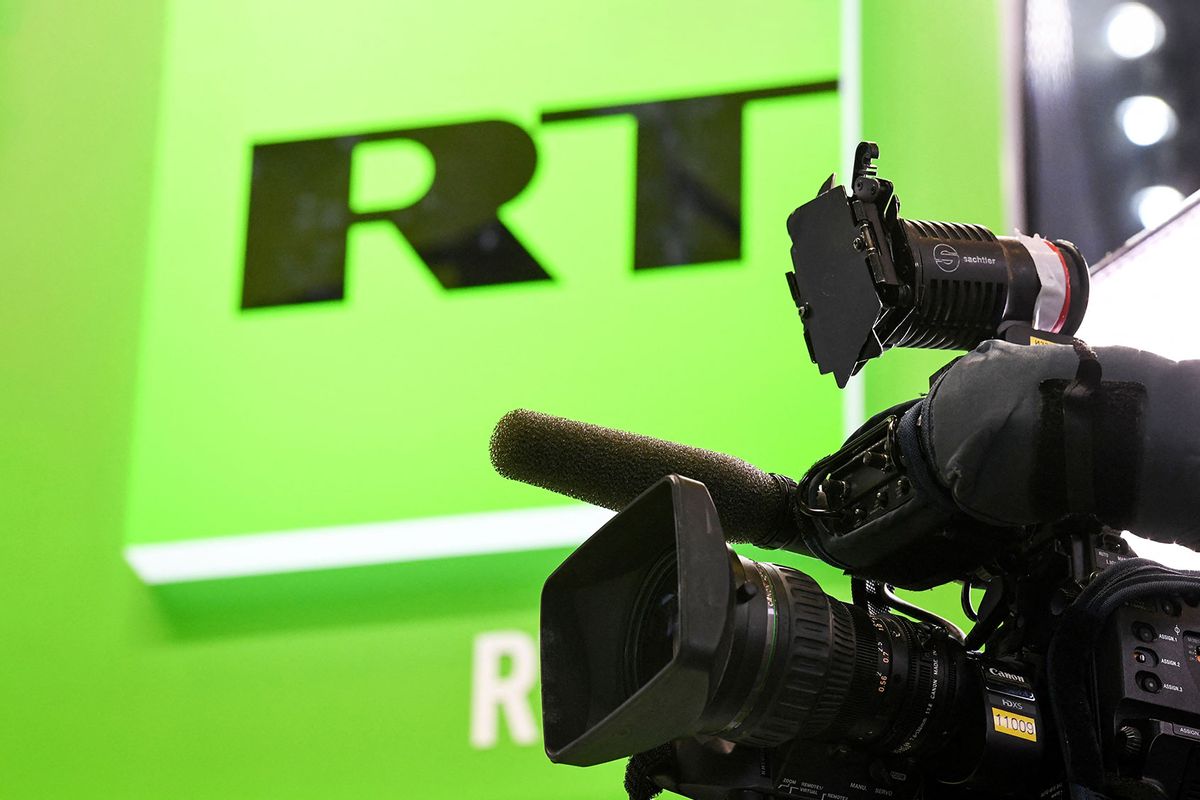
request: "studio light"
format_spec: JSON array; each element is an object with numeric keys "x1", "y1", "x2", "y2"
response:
[
  {"x1": 1104, "y1": 2, "x2": 1166, "y2": 59},
  {"x1": 1116, "y1": 94, "x2": 1177, "y2": 146},
  {"x1": 1131, "y1": 184, "x2": 1185, "y2": 228},
  {"x1": 1082, "y1": 188, "x2": 1200, "y2": 358}
]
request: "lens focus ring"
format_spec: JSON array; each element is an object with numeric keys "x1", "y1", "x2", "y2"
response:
[
  {"x1": 732, "y1": 565, "x2": 852, "y2": 746},
  {"x1": 715, "y1": 560, "x2": 963, "y2": 757}
]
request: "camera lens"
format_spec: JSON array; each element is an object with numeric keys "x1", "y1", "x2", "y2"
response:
[
  {"x1": 649, "y1": 555, "x2": 965, "y2": 757},
  {"x1": 541, "y1": 476, "x2": 971, "y2": 768},
  {"x1": 625, "y1": 554, "x2": 680, "y2": 692}
]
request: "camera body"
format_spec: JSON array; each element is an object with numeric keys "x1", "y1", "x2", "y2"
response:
[
  {"x1": 542, "y1": 474, "x2": 1200, "y2": 800},
  {"x1": 509, "y1": 143, "x2": 1200, "y2": 800}
]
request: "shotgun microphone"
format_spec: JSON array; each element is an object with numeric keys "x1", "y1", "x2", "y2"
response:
[{"x1": 489, "y1": 409, "x2": 810, "y2": 554}]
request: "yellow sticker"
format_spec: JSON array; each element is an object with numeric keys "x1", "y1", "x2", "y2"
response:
[
  {"x1": 1028, "y1": 336, "x2": 1057, "y2": 346},
  {"x1": 992, "y1": 708, "x2": 1038, "y2": 742}
]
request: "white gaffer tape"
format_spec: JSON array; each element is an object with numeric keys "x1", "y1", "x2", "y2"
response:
[
  {"x1": 1017, "y1": 232, "x2": 1069, "y2": 333},
  {"x1": 124, "y1": 504, "x2": 616, "y2": 585}
]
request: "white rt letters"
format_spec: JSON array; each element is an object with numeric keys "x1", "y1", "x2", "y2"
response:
[{"x1": 469, "y1": 630, "x2": 538, "y2": 749}]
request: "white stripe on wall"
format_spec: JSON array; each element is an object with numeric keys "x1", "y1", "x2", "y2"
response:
[
  {"x1": 840, "y1": 0, "x2": 866, "y2": 440},
  {"x1": 999, "y1": 0, "x2": 1027, "y2": 232},
  {"x1": 125, "y1": 504, "x2": 615, "y2": 584}
]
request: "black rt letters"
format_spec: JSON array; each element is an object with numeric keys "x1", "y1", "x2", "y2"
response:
[{"x1": 241, "y1": 79, "x2": 836, "y2": 309}]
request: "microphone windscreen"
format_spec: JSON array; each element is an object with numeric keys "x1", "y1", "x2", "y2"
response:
[{"x1": 490, "y1": 409, "x2": 798, "y2": 547}]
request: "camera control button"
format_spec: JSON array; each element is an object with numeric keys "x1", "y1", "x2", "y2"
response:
[
  {"x1": 1134, "y1": 623, "x2": 1158, "y2": 643},
  {"x1": 1139, "y1": 673, "x2": 1163, "y2": 694},
  {"x1": 1134, "y1": 648, "x2": 1159, "y2": 667}
]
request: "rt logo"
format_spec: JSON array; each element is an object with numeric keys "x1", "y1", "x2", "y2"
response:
[
  {"x1": 933, "y1": 243, "x2": 960, "y2": 273},
  {"x1": 239, "y1": 78, "x2": 837, "y2": 309}
]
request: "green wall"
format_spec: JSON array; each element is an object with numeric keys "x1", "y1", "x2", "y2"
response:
[
  {"x1": 125, "y1": 0, "x2": 843, "y2": 553},
  {"x1": 0, "y1": 2, "x2": 1006, "y2": 796},
  {"x1": 860, "y1": 2, "x2": 1009, "y2": 409}
]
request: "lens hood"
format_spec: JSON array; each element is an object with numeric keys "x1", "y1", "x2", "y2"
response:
[{"x1": 540, "y1": 475, "x2": 734, "y2": 766}]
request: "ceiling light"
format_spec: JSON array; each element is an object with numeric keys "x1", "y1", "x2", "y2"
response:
[
  {"x1": 1132, "y1": 185, "x2": 1185, "y2": 229},
  {"x1": 1116, "y1": 95, "x2": 1177, "y2": 146},
  {"x1": 1105, "y1": 2, "x2": 1165, "y2": 59}
]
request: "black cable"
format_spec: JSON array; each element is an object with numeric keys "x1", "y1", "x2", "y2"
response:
[{"x1": 960, "y1": 579, "x2": 979, "y2": 622}]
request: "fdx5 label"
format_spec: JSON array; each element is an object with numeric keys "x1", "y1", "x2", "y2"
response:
[
  {"x1": 986, "y1": 665, "x2": 1039, "y2": 743},
  {"x1": 240, "y1": 79, "x2": 836, "y2": 309},
  {"x1": 992, "y1": 707, "x2": 1038, "y2": 742}
]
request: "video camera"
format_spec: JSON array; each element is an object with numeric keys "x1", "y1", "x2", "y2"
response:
[{"x1": 490, "y1": 143, "x2": 1200, "y2": 800}]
